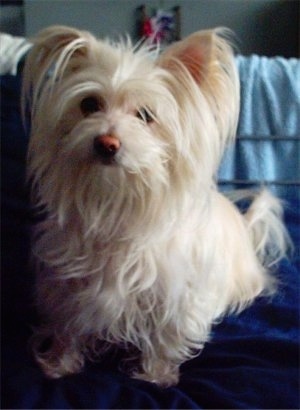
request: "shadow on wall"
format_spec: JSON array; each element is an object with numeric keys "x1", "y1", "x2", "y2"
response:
[
  {"x1": 0, "y1": 3, "x2": 25, "y2": 36},
  {"x1": 254, "y1": 1, "x2": 299, "y2": 57}
]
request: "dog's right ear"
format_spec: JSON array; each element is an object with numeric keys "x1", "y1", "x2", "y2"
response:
[
  {"x1": 22, "y1": 25, "x2": 95, "y2": 119},
  {"x1": 28, "y1": 25, "x2": 95, "y2": 65}
]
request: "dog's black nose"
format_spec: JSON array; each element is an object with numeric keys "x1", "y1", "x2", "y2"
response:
[{"x1": 93, "y1": 135, "x2": 121, "y2": 160}]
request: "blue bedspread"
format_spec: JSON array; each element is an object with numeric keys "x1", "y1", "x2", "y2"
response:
[{"x1": 1, "y1": 56, "x2": 299, "y2": 409}]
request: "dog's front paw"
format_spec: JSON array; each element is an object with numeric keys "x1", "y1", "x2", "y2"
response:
[
  {"x1": 133, "y1": 360, "x2": 180, "y2": 387},
  {"x1": 134, "y1": 370, "x2": 179, "y2": 388},
  {"x1": 31, "y1": 332, "x2": 85, "y2": 379},
  {"x1": 35, "y1": 347, "x2": 85, "y2": 379}
]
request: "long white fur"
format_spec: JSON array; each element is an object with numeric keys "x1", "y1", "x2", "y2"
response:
[{"x1": 22, "y1": 25, "x2": 289, "y2": 386}]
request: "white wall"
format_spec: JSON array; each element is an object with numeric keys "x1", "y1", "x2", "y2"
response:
[{"x1": 13, "y1": 0, "x2": 300, "y2": 57}]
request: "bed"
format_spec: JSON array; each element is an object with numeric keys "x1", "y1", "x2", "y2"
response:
[{"x1": 1, "y1": 35, "x2": 299, "y2": 409}]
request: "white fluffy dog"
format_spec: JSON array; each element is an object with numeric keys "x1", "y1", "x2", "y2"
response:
[{"x1": 22, "y1": 25, "x2": 289, "y2": 387}]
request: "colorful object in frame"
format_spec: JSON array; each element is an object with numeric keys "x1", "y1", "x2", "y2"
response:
[{"x1": 139, "y1": 5, "x2": 181, "y2": 45}]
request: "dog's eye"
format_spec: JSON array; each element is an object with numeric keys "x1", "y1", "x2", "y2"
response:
[
  {"x1": 80, "y1": 97, "x2": 102, "y2": 116},
  {"x1": 136, "y1": 108, "x2": 154, "y2": 123}
]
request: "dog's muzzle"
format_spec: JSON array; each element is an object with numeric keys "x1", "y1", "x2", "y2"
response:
[{"x1": 93, "y1": 134, "x2": 121, "y2": 164}]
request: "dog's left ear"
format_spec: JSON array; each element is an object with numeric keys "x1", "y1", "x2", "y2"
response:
[
  {"x1": 158, "y1": 28, "x2": 236, "y2": 87},
  {"x1": 158, "y1": 30, "x2": 215, "y2": 84},
  {"x1": 158, "y1": 29, "x2": 240, "y2": 148}
]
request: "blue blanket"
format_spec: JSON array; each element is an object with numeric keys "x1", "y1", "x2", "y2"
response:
[
  {"x1": 1, "y1": 55, "x2": 299, "y2": 409},
  {"x1": 219, "y1": 55, "x2": 300, "y2": 202}
]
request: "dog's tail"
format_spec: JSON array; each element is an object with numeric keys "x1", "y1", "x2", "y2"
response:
[{"x1": 228, "y1": 189, "x2": 291, "y2": 267}]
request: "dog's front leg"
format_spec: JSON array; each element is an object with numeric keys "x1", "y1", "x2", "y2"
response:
[
  {"x1": 132, "y1": 330, "x2": 186, "y2": 387},
  {"x1": 136, "y1": 353, "x2": 180, "y2": 387},
  {"x1": 31, "y1": 328, "x2": 85, "y2": 379}
]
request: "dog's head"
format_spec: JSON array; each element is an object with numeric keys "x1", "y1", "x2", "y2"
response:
[{"x1": 23, "y1": 26, "x2": 239, "y2": 234}]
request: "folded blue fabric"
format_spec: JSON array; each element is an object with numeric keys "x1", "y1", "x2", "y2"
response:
[
  {"x1": 218, "y1": 55, "x2": 300, "y2": 199},
  {"x1": 236, "y1": 55, "x2": 300, "y2": 137}
]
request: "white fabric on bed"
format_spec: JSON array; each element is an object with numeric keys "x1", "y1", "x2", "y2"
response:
[{"x1": 0, "y1": 33, "x2": 31, "y2": 75}]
